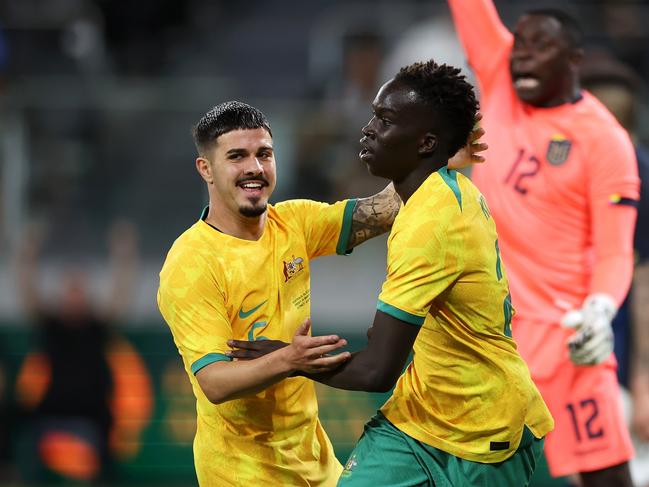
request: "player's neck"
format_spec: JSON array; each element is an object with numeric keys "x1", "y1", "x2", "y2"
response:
[
  {"x1": 531, "y1": 83, "x2": 582, "y2": 108},
  {"x1": 393, "y1": 161, "x2": 445, "y2": 203},
  {"x1": 205, "y1": 204, "x2": 266, "y2": 241}
]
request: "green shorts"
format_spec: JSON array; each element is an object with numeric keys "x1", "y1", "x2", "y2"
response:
[{"x1": 337, "y1": 413, "x2": 544, "y2": 487}]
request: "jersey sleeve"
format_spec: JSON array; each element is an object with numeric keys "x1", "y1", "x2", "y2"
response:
[
  {"x1": 275, "y1": 199, "x2": 357, "y2": 259},
  {"x1": 447, "y1": 0, "x2": 513, "y2": 92},
  {"x1": 158, "y1": 248, "x2": 233, "y2": 375},
  {"x1": 587, "y1": 127, "x2": 640, "y2": 304},
  {"x1": 378, "y1": 217, "x2": 461, "y2": 325}
]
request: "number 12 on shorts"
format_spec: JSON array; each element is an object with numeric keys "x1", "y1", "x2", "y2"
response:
[{"x1": 566, "y1": 398, "x2": 604, "y2": 442}]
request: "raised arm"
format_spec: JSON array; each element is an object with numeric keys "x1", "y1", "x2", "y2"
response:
[{"x1": 447, "y1": 0, "x2": 512, "y2": 82}]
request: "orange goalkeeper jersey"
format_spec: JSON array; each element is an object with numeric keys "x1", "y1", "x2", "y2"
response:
[{"x1": 448, "y1": 0, "x2": 639, "y2": 330}]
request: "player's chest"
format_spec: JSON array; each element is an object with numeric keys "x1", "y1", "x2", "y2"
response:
[
  {"x1": 483, "y1": 117, "x2": 587, "y2": 203},
  {"x1": 217, "y1": 238, "x2": 311, "y2": 340}
]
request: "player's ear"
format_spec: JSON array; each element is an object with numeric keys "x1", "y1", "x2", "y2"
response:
[
  {"x1": 196, "y1": 157, "x2": 214, "y2": 184},
  {"x1": 569, "y1": 47, "x2": 584, "y2": 69},
  {"x1": 418, "y1": 132, "x2": 438, "y2": 157}
]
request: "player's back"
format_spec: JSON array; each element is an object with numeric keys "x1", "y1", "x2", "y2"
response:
[{"x1": 378, "y1": 168, "x2": 553, "y2": 463}]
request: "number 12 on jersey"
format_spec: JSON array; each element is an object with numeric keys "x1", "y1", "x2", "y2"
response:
[{"x1": 504, "y1": 148, "x2": 540, "y2": 195}]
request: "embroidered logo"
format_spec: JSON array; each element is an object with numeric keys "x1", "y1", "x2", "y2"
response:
[
  {"x1": 238, "y1": 300, "x2": 267, "y2": 319},
  {"x1": 283, "y1": 255, "x2": 305, "y2": 282},
  {"x1": 546, "y1": 134, "x2": 572, "y2": 166}
]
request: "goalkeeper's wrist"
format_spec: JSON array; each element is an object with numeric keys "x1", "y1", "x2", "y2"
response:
[{"x1": 583, "y1": 293, "x2": 617, "y2": 320}]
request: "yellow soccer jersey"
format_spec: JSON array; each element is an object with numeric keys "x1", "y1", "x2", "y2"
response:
[
  {"x1": 378, "y1": 167, "x2": 554, "y2": 463},
  {"x1": 158, "y1": 199, "x2": 355, "y2": 486}
]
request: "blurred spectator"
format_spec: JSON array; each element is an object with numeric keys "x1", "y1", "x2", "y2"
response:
[
  {"x1": 581, "y1": 48, "x2": 649, "y2": 487},
  {"x1": 292, "y1": 30, "x2": 387, "y2": 202},
  {"x1": 13, "y1": 220, "x2": 152, "y2": 484},
  {"x1": 382, "y1": 11, "x2": 475, "y2": 93},
  {"x1": 597, "y1": 2, "x2": 649, "y2": 83}
]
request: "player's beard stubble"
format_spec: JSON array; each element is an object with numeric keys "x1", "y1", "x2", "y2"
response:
[{"x1": 239, "y1": 199, "x2": 267, "y2": 217}]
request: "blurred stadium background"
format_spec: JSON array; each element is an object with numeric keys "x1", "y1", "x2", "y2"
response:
[{"x1": 0, "y1": 0, "x2": 647, "y2": 485}]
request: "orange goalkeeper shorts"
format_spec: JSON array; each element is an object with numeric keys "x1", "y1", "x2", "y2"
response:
[{"x1": 514, "y1": 318, "x2": 634, "y2": 477}]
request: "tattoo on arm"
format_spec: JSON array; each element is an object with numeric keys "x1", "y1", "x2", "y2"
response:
[{"x1": 347, "y1": 184, "x2": 402, "y2": 249}]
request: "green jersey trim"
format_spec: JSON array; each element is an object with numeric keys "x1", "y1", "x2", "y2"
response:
[
  {"x1": 439, "y1": 166, "x2": 462, "y2": 211},
  {"x1": 191, "y1": 353, "x2": 232, "y2": 375},
  {"x1": 377, "y1": 300, "x2": 425, "y2": 326},
  {"x1": 336, "y1": 199, "x2": 358, "y2": 255}
]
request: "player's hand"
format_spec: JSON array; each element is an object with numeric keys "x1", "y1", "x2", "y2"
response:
[
  {"x1": 448, "y1": 113, "x2": 488, "y2": 170},
  {"x1": 227, "y1": 339, "x2": 288, "y2": 360},
  {"x1": 561, "y1": 293, "x2": 616, "y2": 366},
  {"x1": 282, "y1": 318, "x2": 351, "y2": 374}
]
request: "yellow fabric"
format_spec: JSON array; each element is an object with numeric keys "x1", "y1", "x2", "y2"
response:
[
  {"x1": 378, "y1": 168, "x2": 554, "y2": 463},
  {"x1": 158, "y1": 199, "x2": 354, "y2": 486}
]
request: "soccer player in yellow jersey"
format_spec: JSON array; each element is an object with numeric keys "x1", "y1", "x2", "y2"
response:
[
  {"x1": 158, "y1": 100, "x2": 457, "y2": 486},
  {"x1": 231, "y1": 62, "x2": 554, "y2": 486}
]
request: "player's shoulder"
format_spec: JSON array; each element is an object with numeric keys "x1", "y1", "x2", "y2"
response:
[
  {"x1": 162, "y1": 221, "x2": 216, "y2": 271},
  {"x1": 273, "y1": 197, "x2": 350, "y2": 226},
  {"x1": 268, "y1": 200, "x2": 310, "y2": 229},
  {"x1": 577, "y1": 92, "x2": 631, "y2": 142},
  {"x1": 398, "y1": 169, "x2": 464, "y2": 227},
  {"x1": 273, "y1": 198, "x2": 331, "y2": 215},
  {"x1": 433, "y1": 167, "x2": 481, "y2": 211}
]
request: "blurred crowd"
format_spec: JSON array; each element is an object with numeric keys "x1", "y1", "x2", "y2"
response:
[
  {"x1": 0, "y1": 0, "x2": 648, "y2": 262},
  {"x1": 0, "y1": 0, "x2": 647, "y2": 484}
]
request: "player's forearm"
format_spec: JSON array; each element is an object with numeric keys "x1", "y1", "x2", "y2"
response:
[
  {"x1": 346, "y1": 183, "x2": 401, "y2": 249},
  {"x1": 304, "y1": 350, "x2": 398, "y2": 393},
  {"x1": 590, "y1": 205, "x2": 637, "y2": 305},
  {"x1": 631, "y1": 262, "x2": 649, "y2": 393},
  {"x1": 590, "y1": 253, "x2": 634, "y2": 306},
  {"x1": 196, "y1": 348, "x2": 293, "y2": 404}
]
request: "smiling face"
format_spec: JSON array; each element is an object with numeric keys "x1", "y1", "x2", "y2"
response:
[
  {"x1": 509, "y1": 14, "x2": 580, "y2": 106},
  {"x1": 197, "y1": 128, "x2": 276, "y2": 219},
  {"x1": 359, "y1": 79, "x2": 437, "y2": 182}
]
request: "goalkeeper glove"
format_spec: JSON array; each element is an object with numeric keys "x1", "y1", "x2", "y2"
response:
[{"x1": 560, "y1": 293, "x2": 616, "y2": 366}]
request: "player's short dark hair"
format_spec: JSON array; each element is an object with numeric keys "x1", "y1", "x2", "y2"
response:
[
  {"x1": 394, "y1": 60, "x2": 478, "y2": 158},
  {"x1": 192, "y1": 101, "x2": 272, "y2": 155},
  {"x1": 524, "y1": 8, "x2": 583, "y2": 49}
]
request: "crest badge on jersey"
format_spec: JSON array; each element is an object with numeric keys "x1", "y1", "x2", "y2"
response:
[
  {"x1": 283, "y1": 255, "x2": 305, "y2": 282},
  {"x1": 546, "y1": 135, "x2": 572, "y2": 166}
]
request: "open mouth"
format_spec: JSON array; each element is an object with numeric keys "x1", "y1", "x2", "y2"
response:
[
  {"x1": 359, "y1": 139, "x2": 373, "y2": 161},
  {"x1": 513, "y1": 74, "x2": 540, "y2": 90},
  {"x1": 237, "y1": 180, "x2": 267, "y2": 195}
]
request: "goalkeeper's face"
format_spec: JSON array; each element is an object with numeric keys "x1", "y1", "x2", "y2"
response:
[
  {"x1": 509, "y1": 14, "x2": 580, "y2": 107},
  {"x1": 201, "y1": 128, "x2": 276, "y2": 219}
]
